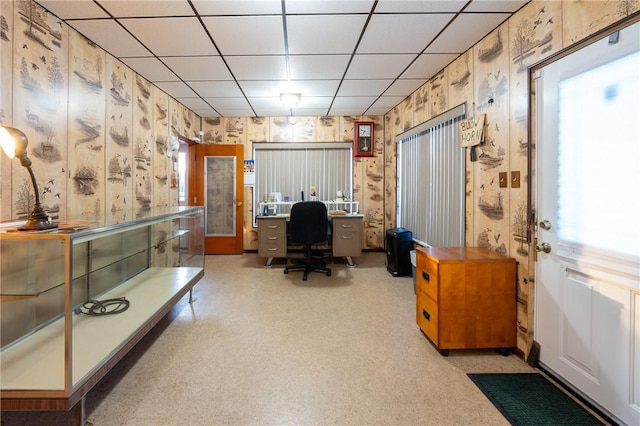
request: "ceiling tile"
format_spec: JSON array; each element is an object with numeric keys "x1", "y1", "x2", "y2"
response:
[
  {"x1": 202, "y1": 16, "x2": 284, "y2": 55},
  {"x1": 97, "y1": 0, "x2": 195, "y2": 17},
  {"x1": 384, "y1": 79, "x2": 426, "y2": 96},
  {"x1": 68, "y1": 20, "x2": 151, "y2": 57},
  {"x1": 375, "y1": 0, "x2": 467, "y2": 13},
  {"x1": 464, "y1": 0, "x2": 529, "y2": 13},
  {"x1": 345, "y1": 54, "x2": 417, "y2": 79},
  {"x1": 177, "y1": 97, "x2": 212, "y2": 111},
  {"x1": 427, "y1": 13, "x2": 510, "y2": 53},
  {"x1": 36, "y1": 0, "x2": 109, "y2": 19},
  {"x1": 285, "y1": 0, "x2": 374, "y2": 14},
  {"x1": 187, "y1": 81, "x2": 244, "y2": 97},
  {"x1": 287, "y1": 15, "x2": 367, "y2": 55},
  {"x1": 289, "y1": 55, "x2": 351, "y2": 80},
  {"x1": 226, "y1": 56, "x2": 288, "y2": 80},
  {"x1": 358, "y1": 14, "x2": 454, "y2": 54},
  {"x1": 119, "y1": 17, "x2": 217, "y2": 56},
  {"x1": 332, "y1": 96, "x2": 378, "y2": 109},
  {"x1": 369, "y1": 96, "x2": 408, "y2": 109},
  {"x1": 154, "y1": 81, "x2": 198, "y2": 98},
  {"x1": 215, "y1": 108, "x2": 257, "y2": 117},
  {"x1": 120, "y1": 57, "x2": 178, "y2": 81},
  {"x1": 161, "y1": 56, "x2": 232, "y2": 81},
  {"x1": 337, "y1": 80, "x2": 394, "y2": 97},
  {"x1": 192, "y1": 0, "x2": 282, "y2": 15},
  {"x1": 401, "y1": 53, "x2": 459, "y2": 79}
]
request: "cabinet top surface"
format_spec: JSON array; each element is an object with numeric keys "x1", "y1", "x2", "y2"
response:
[
  {"x1": 0, "y1": 206, "x2": 204, "y2": 238},
  {"x1": 417, "y1": 246, "x2": 515, "y2": 263}
]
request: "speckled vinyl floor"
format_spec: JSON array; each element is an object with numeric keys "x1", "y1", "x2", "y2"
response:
[{"x1": 2, "y1": 252, "x2": 540, "y2": 426}]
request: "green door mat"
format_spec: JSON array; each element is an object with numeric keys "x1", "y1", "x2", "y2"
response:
[{"x1": 468, "y1": 373, "x2": 603, "y2": 425}]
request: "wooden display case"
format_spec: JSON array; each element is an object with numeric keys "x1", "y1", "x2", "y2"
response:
[
  {"x1": 415, "y1": 246, "x2": 516, "y2": 356},
  {"x1": 0, "y1": 207, "x2": 204, "y2": 419}
]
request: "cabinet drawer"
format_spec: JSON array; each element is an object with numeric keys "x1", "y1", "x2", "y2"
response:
[
  {"x1": 260, "y1": 220, "x2": 286, "y2": 233},
  {"x1": 332, "y1": 218, "x2": 362, "y2": 257},
  {"x1": 258, "y1": 235, "x2": 287, "y2": 257},
  {"x1": 416, "y1": 290, "x2": 439, "y2": 345},
  {"x1": 416, "y1": 253, "x2": 439, "y2": 301}
]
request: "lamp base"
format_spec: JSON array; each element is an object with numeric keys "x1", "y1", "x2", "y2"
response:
[{"x1": 17, "y1": 206, "x2": 57, "y2": 231}]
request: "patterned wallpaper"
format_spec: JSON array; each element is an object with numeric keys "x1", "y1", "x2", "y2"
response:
[{"x1": 1, "y1": 0, "x2": 637, "y2": 357}]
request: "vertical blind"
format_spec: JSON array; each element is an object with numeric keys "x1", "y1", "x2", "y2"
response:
[
  {"x1": 396, "y1": 104, "x2": 466, "y2": 247},
  {"x1": 253, "y1": 142, "x2": 352, "y2": 218}
]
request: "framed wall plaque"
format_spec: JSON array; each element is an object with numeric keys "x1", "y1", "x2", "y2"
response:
[{"x1": 354, "y1": 121, "x2": 374, "y2": 157}]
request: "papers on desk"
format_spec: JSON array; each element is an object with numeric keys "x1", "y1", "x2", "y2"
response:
[{"x1": 328, "y1": 210, "x2": 347, "y2": 215}]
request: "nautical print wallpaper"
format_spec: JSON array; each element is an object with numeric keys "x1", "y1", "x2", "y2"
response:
[{"x1": 0, "y1": 0, "x2": 197, "y2": 223}]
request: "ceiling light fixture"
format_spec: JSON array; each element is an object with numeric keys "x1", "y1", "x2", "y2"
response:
[
  {"x1": 280, "y1": 93, "x2": 301, "y2": 110},
  {"x1": 0, "y1": 125, "x2": 57, "y2": 230}
]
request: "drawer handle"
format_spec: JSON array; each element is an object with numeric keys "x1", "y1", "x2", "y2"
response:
[
  {"x1": 267, "y1": 225, "x2": 278, "y2": 229},
  {"x1": 422, "y1": 271, "x2": 430, "y2": 281},
  {"x1": 341, "y1": 236, "x2": 353, "y2": 240},
  {"x1": 267, "y1": 248, "x2": 278, "y2": 251},
  {"x1": 268, "y1": 236, "x2": 278, "y2": 240},
  {"x1": 341, "y1": 224, "x2": 353, "y2": 228},
  {"x1": 422, "y1": 309, "x2": 430, "y2": 321}
]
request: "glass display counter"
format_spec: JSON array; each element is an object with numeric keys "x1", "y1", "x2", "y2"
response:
[{"x1": 0, "y1": 206, "x2": 204, "y2": 416}]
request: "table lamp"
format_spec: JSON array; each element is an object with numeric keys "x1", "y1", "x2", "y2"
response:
[{"x1": 0, "y1": 125, "x2": 57, "y2": 230}]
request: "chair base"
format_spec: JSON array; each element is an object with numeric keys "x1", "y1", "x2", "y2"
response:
[{"x1": 284, "y1": 246, "x2": 332, "y2": 281}]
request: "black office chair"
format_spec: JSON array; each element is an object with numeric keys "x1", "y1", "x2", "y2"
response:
[{"x1": 284, "y1": 201, "x2": 332, "y2": 280}]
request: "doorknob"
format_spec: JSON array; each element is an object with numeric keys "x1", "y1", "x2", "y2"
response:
[
  {"x1": 539, "y1": 220, "x2": 552, "y2": 230},
  {"x1": 535, "y1": 242, "x2": 551, "y2": 253}
]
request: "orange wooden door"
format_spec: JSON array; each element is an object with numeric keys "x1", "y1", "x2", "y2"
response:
[{"x1": 193, "y1": 144, "x2": 244, "y2": 254}]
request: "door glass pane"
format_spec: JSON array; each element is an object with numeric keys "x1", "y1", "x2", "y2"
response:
[
  {"x1": 205, "y1": 156, "x2": 236, "y2": 236},
  {"x1": 557, "y1": 51, "x2": 640, "y2": 257}
]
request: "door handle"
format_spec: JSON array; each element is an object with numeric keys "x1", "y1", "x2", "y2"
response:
[
  {"x1": 535, "y1": 242, "x2": 551, "y2": 253},
  {"x1": 539, "y1": 220, "x2": 552, "y2": 230}
]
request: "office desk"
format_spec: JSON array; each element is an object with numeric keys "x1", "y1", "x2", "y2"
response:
[{"x1": 256, "y1": 214, "x2": 363, "y2": 267}]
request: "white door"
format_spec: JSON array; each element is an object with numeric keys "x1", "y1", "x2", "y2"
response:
[{"x1": 534, "y1": 21, "x2": 640, "y2": 426}]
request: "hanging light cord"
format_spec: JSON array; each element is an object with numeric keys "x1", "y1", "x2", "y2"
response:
[{"x1": 79, "y1": 297, "x2": 130, "y2": 316}]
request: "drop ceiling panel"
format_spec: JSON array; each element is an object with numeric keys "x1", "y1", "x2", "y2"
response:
[
  {"x1": 357, "y1": 14, "x2": 454, "y2": 54},
  {"x1": 375, "y1": 0, "x2": 467, "y2": 13},
  {"x1": 98, "y1": 0, "x2": 195, "y2": 17},
  {"x1": 120, "y1": 57, "x2": 178, "y2": 82},
  {"x1": 464, "y1": 0, "x2": 529, "y2": 13},
  {"x1": 192, "y1": 0, "x2": 283, "y2": 15},
  {"x1": 401, "y1": 53, "x2": 459, "y2": 79},
  {"x1": 160, "y1": 56, "x2": 232, "y2": 82},
  {"x1": 285, "y1": 0, "x2": 374, "y2": 14},
  {"x1": 289, "y1": 55, "x2": 351, "y2": 80},
  {"x1": 426, "y1": 13, "x2": 511, "y2": 54},
  {"x1": 68, "y1": 20, "x2": 151, "y2": 58},
  {"x1": 202, "y1": 16, "x2": 284, "y2": 55},
  {"x1": 385, "y1": 79, "x2": 428, "y2": 97},
  {"x1": 154, "y1": 82, "x2": 198, "y2": 98},
  {"x1": 119, "y1": 17, "x2": 217, "y2": 56},
  {"x1": 177, "y1": 97, "x2": 212, "y2": 111},
  {"x1": 35, "y1": 0, "x2": 530, "y2": 118},
  {"x1": 187, "y1": 81, "x2": 244, "y2": 98},
  {"x1": 337, "y1": 80, "x2": 394, "y2": 97},
  {"x1": 226, "y1": 56, "x2": 288, "y2": 81},
  {"x1": 345, "y1": 54, "x2": 417, "y2": 79},
  {"x1": 36, "y1": 0, "x2": 109, "y2": 19},
  {"x1": 287, "y1": 15, "x2": 367, "y2": 55}
]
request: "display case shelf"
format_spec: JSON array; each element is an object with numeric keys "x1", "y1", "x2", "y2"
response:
[{"x1": 0, "y1": 206, "x2": 205, "y2": 415}]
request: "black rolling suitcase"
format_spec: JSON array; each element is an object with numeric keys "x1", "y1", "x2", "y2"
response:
[{"x1": 386, "y1": 228, "x2": 413, "y2": 277}]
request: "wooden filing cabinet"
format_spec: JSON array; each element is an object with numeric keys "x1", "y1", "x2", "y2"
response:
[
  {"x1": 331, "y1": 216, "x2": 362, "y2": 258},
  {"x1": 257, "y1": 217, "x2": 287, "y2": 263},
  {"x1": 415, "y1": 246, "x2": 516, "y2": 356}
]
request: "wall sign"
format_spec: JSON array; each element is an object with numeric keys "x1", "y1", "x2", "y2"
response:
[{"x1": 354, "y1": 121, "x2": 375, "y2": 157}]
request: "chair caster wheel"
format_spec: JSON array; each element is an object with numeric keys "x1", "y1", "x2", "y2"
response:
[
  {"x1": 284, "y1": 269, "x2": 288, "y2": 274},
  {"x1": 326, "y1": 271, "x2": 331, "y2": 276}
]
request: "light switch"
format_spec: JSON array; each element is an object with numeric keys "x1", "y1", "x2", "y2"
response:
[
  {"x1": 511, "y1": 171, "x2": 520, "y2": 188},
  {"x1": 499, "y1": 172, "x2": 508, "y2": 188}
]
